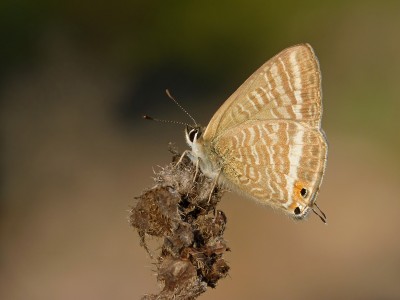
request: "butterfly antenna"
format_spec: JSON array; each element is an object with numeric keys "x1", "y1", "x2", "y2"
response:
[
  {"x1": 143, "y1": 115, "x2": 192, "y2": 127},
  {"x1": 165, "y1": 89, "x2": 198, "y2": 127},
  {"x1": 311, "y1": 202, "x2": 327, "y2": 224}
]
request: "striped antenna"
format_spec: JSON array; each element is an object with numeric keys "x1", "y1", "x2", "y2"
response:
[
  {"x1": 143, "y1": 115, "x2": 192, "y2": 127},
  {"x1": 165, "y1": 89, "x2": 198, "y2": 127}
]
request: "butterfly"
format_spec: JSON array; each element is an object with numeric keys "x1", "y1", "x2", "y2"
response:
[{"x1": 185, "y1": 44, "x2": 328, "y2": 222}]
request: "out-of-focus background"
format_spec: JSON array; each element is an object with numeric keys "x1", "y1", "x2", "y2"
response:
[{"x1": 1, "y1": 1, "x2": 400, "y2": 299}]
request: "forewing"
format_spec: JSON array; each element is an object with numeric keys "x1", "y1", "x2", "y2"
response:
[
  {"x1": 203, "y1": 44, "x2": 322, "y2": 141},
  {"x1": 214, "y1": 120, "x2": 327, "y2": 215}
]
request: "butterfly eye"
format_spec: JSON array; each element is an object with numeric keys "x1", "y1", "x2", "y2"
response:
[
  {"x1": 300, "y1": 188, "x2": 308, "y2": 198},
  {"x1": 294, "y1": 207, "x2": 301, "y2": 215}
]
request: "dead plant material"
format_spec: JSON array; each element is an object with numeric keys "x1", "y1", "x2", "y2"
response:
[{"x1": 130, "y1": 146, "x2": 230, "y2": 299}]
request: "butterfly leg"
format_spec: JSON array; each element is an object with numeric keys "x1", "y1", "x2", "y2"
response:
[
  {"x1": 174, "y1": 150, "x2": 191, "y2": 167},
  {"x1": 207, "y1": 170, "x2": 221, "y2": 204},
  {"x1": 192, "y1": 158, "x2": 200, "y2": 183}
]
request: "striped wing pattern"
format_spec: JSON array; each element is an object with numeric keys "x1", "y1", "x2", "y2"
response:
[
  {"x1": 213, "y1": 120, "x2": 327, "y2": 212},
  {"x1": 200, "y1": 44, "x2": 327, "y2": 216},
  {"x1": 203, "y1": 44, "x2": 322, "y2": 140}
]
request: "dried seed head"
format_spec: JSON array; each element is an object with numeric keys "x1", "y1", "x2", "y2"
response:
[{"x1": 130, "y1": 148, "x2": 230, "y2": 299}]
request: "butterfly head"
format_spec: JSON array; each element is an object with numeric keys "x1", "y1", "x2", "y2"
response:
[
  {"x1": 184, "y1": 125, "x2": 220, "y2": 179},
  {"x1": 185, "y1": 125, "x2": 203, "y2": 147}
]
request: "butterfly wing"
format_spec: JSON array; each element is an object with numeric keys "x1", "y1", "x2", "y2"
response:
[
  {"x1": 212, "y1": 119, "x2": 327, "y2": 217},
  {"x1": 203, "y1": 43, "x2": 323, "y2": 141},
  {"x1": 196, "y1": 43, "x2": 327, "y2": 218}
]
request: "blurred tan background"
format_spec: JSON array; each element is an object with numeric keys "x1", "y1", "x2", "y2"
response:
[{"x1": 1, "y1": 1, "x2": 400, "y2": 299}]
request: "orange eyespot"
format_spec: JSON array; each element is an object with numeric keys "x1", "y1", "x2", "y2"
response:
[{"x1": 293, "y1": 181, "x2": 308, "y2": 199}]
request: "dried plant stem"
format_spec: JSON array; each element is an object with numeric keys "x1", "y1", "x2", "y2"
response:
[{"x1": 130, "y1": 146, "x2": 230, "y2": 299}]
